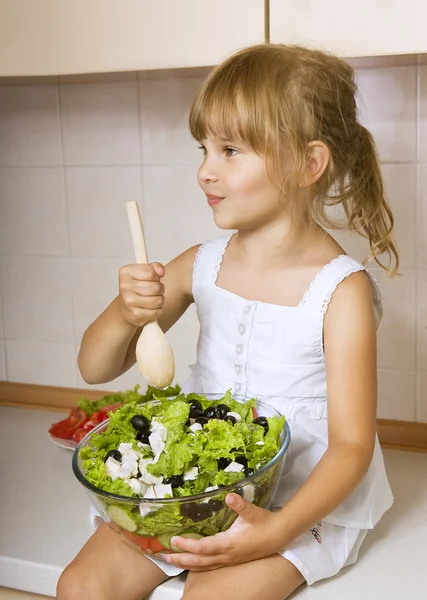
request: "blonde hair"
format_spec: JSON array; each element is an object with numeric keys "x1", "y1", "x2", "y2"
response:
[{"x1": 189, "y1": 44, "x2": 399, "y2": 274}]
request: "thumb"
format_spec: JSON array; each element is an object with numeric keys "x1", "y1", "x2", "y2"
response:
[
  {"x1": 151, "y1": 262, "x2": 165, "y2": 278},
  {"x1": 226, "y1": 493, "x2": 259, "y2": 521}
]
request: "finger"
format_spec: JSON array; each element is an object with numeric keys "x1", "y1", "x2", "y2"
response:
[
  {"x1": 131, "y1": 280, "x2": 165, "y2": 297},
  {"x1": 126, "y1": 294, "x2": 164, "y2": 311},
  {"x1": 170, "y1": 532, "x2": 230, "y2": 555},
  {"x1": 151, "y1": 262, "x2": 165, "y2": 278},
  {"x1": 120, "y1": 264, "x2": 161, "y2": 282},
  {"x1": 226, "y1": 493, "x2": 258, "y2": 521},
  {"x1": 166, "y1": 552, "x2": 227, "y2": 570}
]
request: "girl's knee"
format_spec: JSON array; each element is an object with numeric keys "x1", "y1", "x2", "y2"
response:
[{"x1": 56, "y1": 564, "x2": 105, "y2": 600}]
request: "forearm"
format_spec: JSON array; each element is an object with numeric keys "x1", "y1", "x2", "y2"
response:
[
  {"x1": 275, "y1": 440, "x2": 374, "y2": 547},
  {"x1": 78, "y1": 297, "x2": 138, "y2": 384}
]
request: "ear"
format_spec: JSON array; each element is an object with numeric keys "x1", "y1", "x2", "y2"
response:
[{"x1": 299, "y1": 141, "x2": 330, "y2": 188}]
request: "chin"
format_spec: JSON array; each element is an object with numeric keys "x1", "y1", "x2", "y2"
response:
[{"x1": 212, "y1": 212, "x2": 238, "y2": 231}]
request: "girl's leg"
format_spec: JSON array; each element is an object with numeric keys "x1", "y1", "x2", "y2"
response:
[
  {"x1": 57, "y1": 524, "x2": 169, "y2": 600},
  {"x1": 182, "y1": 554, "x2": 304, "y2": 600}
]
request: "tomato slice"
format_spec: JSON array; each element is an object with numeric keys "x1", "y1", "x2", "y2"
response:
[
  {"x1": 49, "y1": 408, "x2": 88, "y2": 439},
  {"x1": 72, "y1": 427, "x2": 90, "y2": 442},
  {"x1": 99, "y1": 403, "x2": 123, "y2": 414},
  {"x1": 251, "y1": 407, "x2": 259, "y2": 420},
  {"x1": 122, "y1": 531, "x2": 166, "y2": 554}
]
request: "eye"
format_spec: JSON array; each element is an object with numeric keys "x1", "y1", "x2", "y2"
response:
[
  {"x1": 225, "y1": 147, "x2": 238, "y2": 157},
  {"x1": 197, "y1": 144, "x2": 207, "y2": 155}
]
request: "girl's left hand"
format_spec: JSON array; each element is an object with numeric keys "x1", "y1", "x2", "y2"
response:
[{"x1": 165, "y1": 493, "x2": 285, "y2": 571}]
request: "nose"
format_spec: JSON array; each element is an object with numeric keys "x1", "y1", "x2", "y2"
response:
[{"x1": 198, "y1": 155, "x2": 219, "y2": 185}]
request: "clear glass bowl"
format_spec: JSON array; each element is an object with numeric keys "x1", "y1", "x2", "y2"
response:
[{"x1": 72, "y1": 397, "x2": 290, "y2": 559}]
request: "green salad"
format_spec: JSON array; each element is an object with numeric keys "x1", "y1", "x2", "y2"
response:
[{"x1": 78, "y1": 392, "x2": 285, "y2": 540}]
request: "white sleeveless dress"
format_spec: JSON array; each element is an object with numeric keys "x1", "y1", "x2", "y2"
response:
[{"x1": 153, "y1": 234, "x2": 394, "y2": 584}]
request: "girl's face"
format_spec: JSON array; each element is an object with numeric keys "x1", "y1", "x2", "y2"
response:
[{"x1": 197, "y1": 136, "x2": 284, "y2": 231}]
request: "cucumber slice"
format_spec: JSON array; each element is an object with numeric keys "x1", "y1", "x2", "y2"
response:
[
  {"x1": 107, "y1": 505, "x2": 137, "y2": 532},
  {"x1": 170, "y1": 532, "x2": 204, "y2": 553},
  {"x1": 157, "y1": 532, "x2": 173, "y2": 550}
]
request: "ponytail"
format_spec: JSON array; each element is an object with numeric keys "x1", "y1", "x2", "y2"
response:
[{"x1": 343, "y1": 125, "x2": 399, "y2": 275}]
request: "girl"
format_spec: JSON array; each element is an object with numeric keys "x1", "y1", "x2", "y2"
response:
[{"x1": 57, "y1": 44, "x2": 398, "y2": 600}]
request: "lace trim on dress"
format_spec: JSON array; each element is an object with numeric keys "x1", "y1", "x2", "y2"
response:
[
  {"x1": 319, "y1": 265, "x2": 366, "y2": 315},
  {"x1": 192, "y1": 243, "x2": 205, "y2": 287},
  {"x1": 213, "y1": 233, "x2": 234, "y2": 284},
  {"x1": 298, "y1": 255, "x2": 347, "y2": 309}
]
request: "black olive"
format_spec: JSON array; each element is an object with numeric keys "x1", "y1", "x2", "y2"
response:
[
  {"x1": 208, "y1": 499, "x2": 223, "y2": 513},
  {"x1": 234, "y1": 487, "x2": 244, "y2": 497},
  {"x1": 218, "y1": 457, "x2": 232, "y2": 470},
  {"x1": 253, "y1": 416, "x2": 269, "y2": 433},
  {"x1": 104, "y1": 449, "x2": 122, "y2": 462},
  {"x1": 216, "y1": 404, "x2": 230, "y2": 419},
  {"x1": 204, "y1": 406, "x2": 220, "y2": 420},
  {"x1": 181, "y1": 503, "x2": 196, "y2": 518},
  {"x1": 164, "y1": 475, "x2": 184, "y2": 489},
  {"x1": 189, "y1": 408, "x2": 203, "y2": 419},
  {"x1": 130, "y1": 414, "x2": 150, "y2": 432},
  {"x1": 195, "y1": 416, "x2": 209, "y2": 426},
  {"x1": 190, "y1": 503, "x2": 211, "y2": 522},
  {"x1": 244, "y1": 467, "x2": 255, "y2": 477},
  {"x1": 223, "y1": 414, "x2": 237, "y2": 425},
  {"x1": 185, "y1": 418, "x2": 191, "y2": 426},
  {"x1": 136, "y1": 430, "x2": 150, "y2": 444},
  {"x1": 235, "y1": 456, "x2": 248, "y2": 468},
  {"x1": 189, "y1": 399, "x2": 203, "y2": 412}
]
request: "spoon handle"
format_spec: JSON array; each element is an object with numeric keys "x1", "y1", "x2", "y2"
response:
[{"x1": 126, "y1": 201, "x2": 148, "y2": 264}]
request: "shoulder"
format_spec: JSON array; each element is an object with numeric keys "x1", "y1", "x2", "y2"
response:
[{"x1": 323, "y1": 269, "x2": 377, "y2": 347}]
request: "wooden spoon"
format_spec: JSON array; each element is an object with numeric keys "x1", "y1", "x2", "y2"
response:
[{"x1": 126, "y1": 201, "x2": 175, "y2": 388}]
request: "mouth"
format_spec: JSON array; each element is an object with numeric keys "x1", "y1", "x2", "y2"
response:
[{"x1": 206, "y1": 195, "x2": 224, "y2": 207}]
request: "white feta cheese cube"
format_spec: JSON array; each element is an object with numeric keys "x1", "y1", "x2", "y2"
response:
[
  {"x1": 128, "y1": 478, "x2": 147, "y2": 496},
  {"x1": 139, "y1": 459, "x2": 163, "y2": 485},
  {"x1": 118, "y1": 442, "x2": 133, "y2": 454},
  {"x1": 243, "y1": 483, "x2": 255, "y2": 503},
  {"x1": 149, "y1": 430, "x2": 166, "y2": 457},
  {"x1": 226, "y1": 411, "x2": 242, "y2": 422},
  {"x1": 189, "y1": 422, "x2": 202, "y2": 432},
  {"x1": 153, "y1": 483, "x2": 173, "y2": 498},
  {"x1": 105, "y1": 457, "x2": 121, "y2": 479},
  {"x1": 224, "y1": 461, "x2": 244, "y2": 473},
  {"x1": 183, "y1": 466, "x2": 199, "y2": 481},
  {"x1": 139, "y1": 504, "x2": 158, "y2": 518},
  {"x1": 143, "y1": 486, "x2": 156, "y2": 499},
  {"x1": 205, "y1": 486, "x2": 219, "y2": 492},
  {"x1": 121, "y1": 452, "x2": 139, "y2": 476}
]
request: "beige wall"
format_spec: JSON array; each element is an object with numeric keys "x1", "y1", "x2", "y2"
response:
[{"x1": 0, "y1": 63, "x2": 426, "y2": 422}]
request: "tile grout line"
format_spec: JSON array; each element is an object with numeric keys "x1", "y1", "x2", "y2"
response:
[
  {"x1": 135, "y1": 71, "x2": 146, "y2": 223},
  {"x1": 0, "y1": 268, "x2": 9, "y2": 381},
  {"x1": 415, "y1": 56, "x2": 421, "y2": 421},
  {"x1": 56, "y1": 79, "x2": 79, "y2": 388}
]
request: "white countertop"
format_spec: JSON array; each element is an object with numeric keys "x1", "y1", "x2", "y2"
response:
[
  {"x1": 2, "y1": 406, "x2": 426, "y2": 600},
  {"x1": 0, "y1": 406, "x2": 186, "y2": 599},
  {"x1": 0, "y1": 406, "x2": 93, "y2": 596}
]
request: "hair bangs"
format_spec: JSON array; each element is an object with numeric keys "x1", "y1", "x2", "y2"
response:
[{"x1": 189, "y1": 69, "x2": 268, "y2": 155}]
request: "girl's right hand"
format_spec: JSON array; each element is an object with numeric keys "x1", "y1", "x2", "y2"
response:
[{"x1": 118, "y1": 262, "x2": 166, "y2": 328}]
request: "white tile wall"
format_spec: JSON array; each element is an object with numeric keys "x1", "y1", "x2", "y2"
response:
[
  {"x1": 0, "y1": 167, "x2": 69, "y2": 256},
  {"x1": 1, "y1": 256, "x2": 74, "y2": 344},
  {"x1": 0, "y1": 61, "x2": 426, "y2": 422},
  {"x1": 0, "y1": 85, "x2": 62, "y2": 166},
  {"x1": 66, "y1": 167, "x2": 141, "y2": 259},
  {"x1": 356, "y1": 65, "x2": 418, "y2": 163},
  {"x1": 60, "y1": 81, "x2": 141, "y2": 166},
  {"x1": 6, "y1": 340, "x2": 77, "y2": 387}
]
